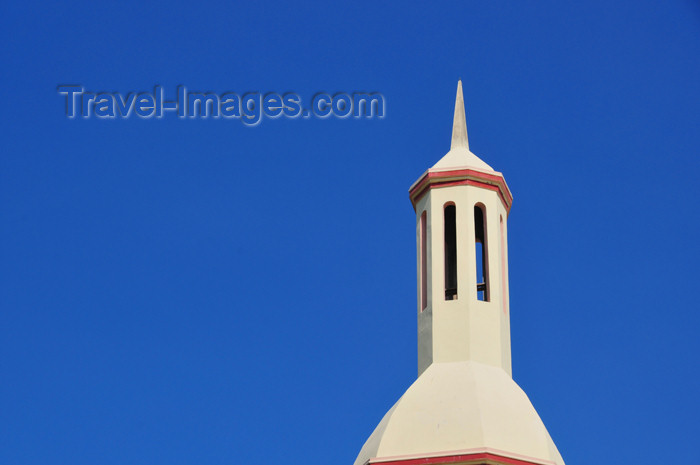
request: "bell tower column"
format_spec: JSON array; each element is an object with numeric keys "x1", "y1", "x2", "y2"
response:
[{"x1": 411, "y1": 81, "x2": 514, "y2": 377}]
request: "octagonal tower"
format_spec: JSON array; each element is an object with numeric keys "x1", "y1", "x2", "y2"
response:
[{"x1": 354, "y1": 82, "x2": 565, "y2": 465}]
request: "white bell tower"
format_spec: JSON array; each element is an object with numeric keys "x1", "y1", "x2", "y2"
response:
[
  {"x1": 410, "y1": 80, "x2": 513, "y2": 376},
  {"x1": 354, "y1": 81, "x2": 565, "y2": 465}
]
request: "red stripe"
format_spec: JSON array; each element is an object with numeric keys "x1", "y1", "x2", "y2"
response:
[
  {"x1": 409, "y1": 169, "x2": 513, "y2": 213},
  {"x1": 371, "y1": 452, "x2": 546, "y2": 465}
]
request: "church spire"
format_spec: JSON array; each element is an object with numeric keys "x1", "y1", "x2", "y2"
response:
[
  {"x1": 450, "y1": 80, "x2": 469, "y2": 150},
  {"x1": 354, "y1": 82, "x2": 565, "y2": 465}
]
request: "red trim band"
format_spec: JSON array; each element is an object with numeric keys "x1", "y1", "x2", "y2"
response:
[
  {"x1": 409, "y1": 169, "x2": 513, "y2": 214},
  {"x1": 371, "y1": 452, "x2": 546, "y2": 465}
]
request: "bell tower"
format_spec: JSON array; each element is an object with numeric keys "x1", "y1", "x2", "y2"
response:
[
  {"x1": 410, "y1": 81, "x2": 513, "y2": 376},
  {"x1": 354, "y1": 81, "x2": 565, "y2": 465}
]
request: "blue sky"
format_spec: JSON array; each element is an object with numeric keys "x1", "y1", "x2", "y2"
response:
[{"x1": 2, "y1": 1, "x2": 699, "y2": 464}]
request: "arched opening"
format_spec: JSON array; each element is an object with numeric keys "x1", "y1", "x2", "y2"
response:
[
  {"x1": 500, "y1": 215, "x2": 506, "y2": 314},
  {"x1": 474, "y1": 204, "x2": 489, "y2": 301},
  {"x1": 420, "y1": 211, "x2": 427, "y2": 311},
  {"x1": 444, "y1": 203, "x2": 457, "y2": 300}
]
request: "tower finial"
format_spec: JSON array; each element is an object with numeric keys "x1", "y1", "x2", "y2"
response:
[{"x1": 451, "y1": 80, "x2": 469, "y2": 150}]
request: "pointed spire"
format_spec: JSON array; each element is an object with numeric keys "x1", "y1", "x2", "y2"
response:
[{"x1": 451, "y1": 80, "x2": 469, "y2": 150}]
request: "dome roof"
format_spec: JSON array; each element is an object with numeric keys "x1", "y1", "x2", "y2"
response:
[
  {"x1": 430, "y1": 146, "x2": 494, "y2": 172},
  {"x1": 354, "y1": 361, "x2": 565, "y2": 465}
]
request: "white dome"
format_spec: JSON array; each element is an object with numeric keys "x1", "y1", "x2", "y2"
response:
[
  {"x1": 354, "y1": 361, "x2": 565, "y2": 465},
  {"x1": 430, "y1": 146, "x2": 494, "y2": 172}
]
